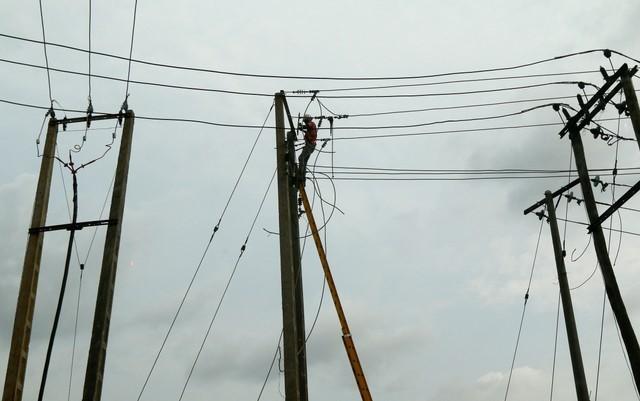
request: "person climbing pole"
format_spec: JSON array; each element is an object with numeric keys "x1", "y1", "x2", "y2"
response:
[{"x1": 298, "y1": 114, "x2": 317, "y2": 185}]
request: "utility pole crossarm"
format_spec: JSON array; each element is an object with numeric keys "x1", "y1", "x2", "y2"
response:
[
  {"x1": 588, "y1": 179, "x2": 640, "y2": 232},
  {"x1": 524, "y1": 178, "x2": 580, "y2": 215},
  {"x1": 558, "y1": 64, "x2": 635, "y2": 138}
]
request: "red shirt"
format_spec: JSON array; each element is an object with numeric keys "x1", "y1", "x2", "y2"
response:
[{"x1": 304, "y1": 121, "x2": 317, "y2": 144}]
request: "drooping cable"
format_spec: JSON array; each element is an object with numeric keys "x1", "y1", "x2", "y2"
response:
[
  {"x1": 178, "y1": 168, "x2": 277, "y2": 401},
  {"x1": 256, "y1": 331, "x2": 284, "y2": 401},
  {"x1": 2, "y1": 96, "x2": 637, "y2": 135},
  {"x1": 2, "y1": 34, "x2": 636, "y2": 81},
  {"x1": 504, "y1": 217, "x2": 545, "y2": 401},
  {"x1": 37, "y1": 160, "x2": 80, "y2": 401},
  {"x1": 67, "y1": 266, "x2": 84, "y2": 401},
  {"x1": 136, "y1": 105, "x2": 273, "y2": 400}
]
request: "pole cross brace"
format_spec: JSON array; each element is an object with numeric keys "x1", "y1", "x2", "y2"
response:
[
  {"x1": 524, "y1": 178, "x2": 580, "y2": 215},
  {"x1": 588, "y1": 179, "x2": 640, "y2": 232},
  {"x1": 558, "y1": 64, "x2": 637, "y2": 138},
  {"x1": 29, "y1": 219, "x2": 117, "y2": 234}
]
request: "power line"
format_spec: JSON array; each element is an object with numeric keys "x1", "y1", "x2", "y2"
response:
[
  {"x1": 135, "y1": 105, "x2": 273, "y2": 401},
  {"x1": 328, "y1": 117, "x2": 630, "y2": 140},
  {"x1": 0, "y1": 57, "x2": 609, "y2": 100},
  {"x1": 36, "y1": 1, "x2": 53, "y2": 105},
  {"x1": 504, "y1": 218, "x2": 545, "y2": 401},
  {"x1": 307, "y1": 81, "x2": 601, "y2": 99},
  {"x1": 293, "y1": 70, "x2": 601, "y2": 93},
  {"x1": 310, "y1": 165, "x2": 640, "y2": 174},
  {"x1": 312, "y1": 172, "x2": 640, "y2": 182},
  {"x1": 178, "y1": 168, "x2": 277, "y2": 401},
  {"x1": 87, "y1": 0, "x2": 92, "y2": 101},
  {"x1": 346, "y1": 96, "x2": 585, "y2": 118},
  {"x1": 536, "y1": 214, "x2": 640, "y2": 237},
  {"x1": 0, "y1": 57, "x2": 273, "y2": 98},
  {"x1": 1, "y1": 34, "x2": 637, "y2": 80},
  {"x1": 0, "y1": 97, "x2": 632, "y2": 136},
  {"x1": 319, "y1": 103, "x2": 573, "y2": 130},
  {"x1": 124, "y1": 0, "x2": 139, "y2": 102}
]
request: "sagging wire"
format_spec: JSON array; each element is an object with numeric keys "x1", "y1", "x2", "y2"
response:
[
  {"x1": 256, "y1": 331, "x2": 284, "y2": 401},
  {"x1": 136, "y1": 104, "x2": 273, "y2": 401},
  {"x1": 67, "y1": 263, "x2": 84, "y2": 401},
  {"x1": 302, "y1": 163, "x2": 332, "y2": 345},
  {"x1": 178, "y1": 168, "x2": 277, "y2": 401},
  {"x1": 504, "y1": 215, "x2": 545, "y2": 401}
]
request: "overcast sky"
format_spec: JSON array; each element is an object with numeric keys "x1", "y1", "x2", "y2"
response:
[{"x1": 2, "y1": 1, "x2": 640, "y2": 400}]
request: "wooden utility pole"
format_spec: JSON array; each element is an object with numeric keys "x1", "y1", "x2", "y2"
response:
[
  {"x1": 621, "y1": 71, "x2": 640, "y2": 147},
  {"x1": 274, "y1": 93, "x2": 308, "y2": 401},
  {"x1": 544, "y1": 191, "x2": 589, "y2": 401},
  {"x1": 2, "y1": 118, "x2": 58, "y2": 401},
  {"x1": 569, "y1": 127, "x2": 640, "y2": 389},
  {"x1": 82, "y1": 111, "x2": 135, "y2": 401}
]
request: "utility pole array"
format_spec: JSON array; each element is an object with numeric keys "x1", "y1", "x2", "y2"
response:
[
  {"x1": 2, "y1": 111, "x2": 135, "y2": 401},
  {"x1": 524, "y1": 62, "x2": 640, "y2": 397}
]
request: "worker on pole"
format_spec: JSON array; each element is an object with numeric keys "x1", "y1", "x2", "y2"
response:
[{"x1": 297, "y1": 114, "x2": 317, "y2": 185}]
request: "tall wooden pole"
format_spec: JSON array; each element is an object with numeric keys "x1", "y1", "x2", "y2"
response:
[
  {"x1": 82, "y1": 111, "x2": 135, "y2": 401},
  {"x1": 621, "y1": 72, "x2": 640, "y2": 149},
  {"x1": 544, "y1": 191, "x2": 589, "y2": 401},
  {"x1": 274, "y1": 94, "x2": 308, "y2": 401},
  {"x1": 2, "y1": 119, "x2": 58, "y2": 401},
  {"x1": 569, "y1": 128, "x2": 640, "y2": 389}
]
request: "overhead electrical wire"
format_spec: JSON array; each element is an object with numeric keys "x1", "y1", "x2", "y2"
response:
[
  {"x1": 312, "y1": 172, "x2": 640, "y2": 182},
  {"x1": 136, "y1": 105, "x2": 273, "y2": 401},
  {"x1": 124, "y1": 0, "x2": 139, "y2": 102},
  {"x1": 292, "y1": 70, "x2": 601, "y2": 93},
  {"x1": 1, "y1": 33, "x2": 638, "y2": 80},
  {"x1": 2, "y1": 97, "x2": 635, "y2": 136},
  {"x1": 87, "y1": 0, "x2": 92, "y2": 101},
  {"x1": 328, "y1": 117, "x2": 633, "y2": 140},
  {"x1": 36, "y1": 2, "x2": 53, "y2": 105},
  {"x1": 178, "y1": 168, "x2": 277, "y2": 401},
  {"x1": 0, "y1": 57, "x2": 614, "y2": 100},
  {"x1": 309, "y1": 165, "x2": 640, "y2": 175},
  {"x1": 504, "y1": 217, "x2": 545, "y2": 401},
  {"x1": 346, "y1": 96, "x2": 588, "y2": 118}
]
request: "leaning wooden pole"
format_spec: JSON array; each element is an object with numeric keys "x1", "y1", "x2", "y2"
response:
[
  {"x1": 544, "y1": 191, "x2": 590, "y2": 401},
  {"x1": 82, "y1": 111, "x2": 135, "y2": 401},
  {"x1": 569, "y1": 126, "x2": 640, "y2": 389},
  {"x1": 2, "y1": 118, "x2": 58, "y2": 401},
  {"x1": 298, "y1": 185, "x2": 373, "y2": 401}
]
